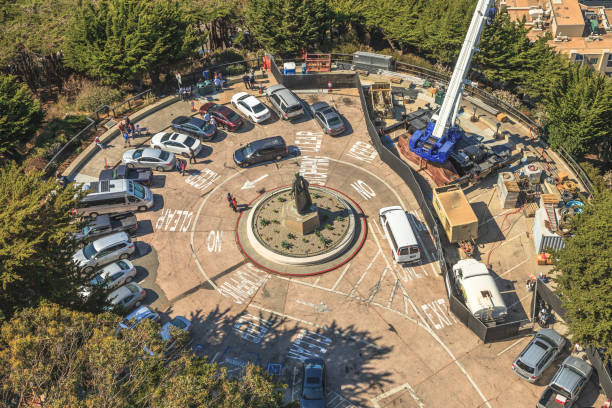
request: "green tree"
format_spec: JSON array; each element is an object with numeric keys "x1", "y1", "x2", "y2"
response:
[
  {"x1": 0, "y1": 302, "x2": 287, "y2": 407},
  {"x1": 545, "y1": 64, "x2": 612, "y2": 160},
  {"x1": 64, "y1": 0, "x2": 198, "y2": 85},
  {"x1": 0, "y1": 74, "x2": 44, "y2": 160},
  {"x1": 245, "y1": 0, "x2": 332, "y2": 53},
  {"x1": 0, "y1": 164, "x2": 102, "y2": 318},
  {"x1": 554, "y1": 189, "x2": 612, "y2": 361}
]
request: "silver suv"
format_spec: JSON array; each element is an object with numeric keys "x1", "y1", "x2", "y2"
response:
[
  {"x1": 73, "y1": 232, "x2": 135, "y2": 273},
  {"x1": 512, "y1": 329, "x2": 566, "y2": 382},
  {"x1": 265, "y1": 84, "x2": 304, "y2": 120}
]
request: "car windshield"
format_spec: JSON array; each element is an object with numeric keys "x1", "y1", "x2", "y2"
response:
[
  {"x1": 176, "y1": 117, "x2": 189, "y2": 124},
  {"x1": 327, "y1": 116, "x2": 342, "y2": 126},
  {"x1": 170, "y1": 318, "x2": 187, "y2": 329},
  {"x1": 252, "y1": 103, "x2": 265, "y2": 114},
  {"x1": 83, "y1": 243, "x2": 98, "y2": 260},
  {"x1": 90, "y1": 274, "x2": 105, "y2": 286},
  {"x1": 133, "y1": 182, "x2": 146, "y2": 199},
  {"x1": 243, "y1": 144, "x2": 255, "y2": 156},
  {"x1": 117, "y1": 260, "x2": 128, "y2": 270},
  {"x1": 159, "y1": 151, "x2": 170, "y2": 161},
  {"x1": 161, "y1": 133, "x2": 171, "y2": 142},
  {"x1": 133, "y1": 150, "x2": 143, "y2": 159},
  {"x1": 550, "y1": 383, "x2": 571, "y2": 398},
  {"x1": 303, "y1": 383, "x2": 324, "y2": 400},
  {"x1": 227, "y1": 111, "x2": 240, "y2": 121},
  {"x1": 183, "y1": 137, "x2": 196, "y2": 147}
]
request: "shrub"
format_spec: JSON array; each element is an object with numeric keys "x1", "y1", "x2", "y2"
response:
[
  {"x1": 281, "y1": 241, "x2": 292, "y2": 249},
  {"x1": 224, "y1": 63, "x2": 247, "y2": 76},
  {"x1": 325, "y1": 224, "x2": 333, "y2": 230},
  {"x1": 75, "y1": 84, "x2": 123, "y2": 112},
  {"x1": 260, "y1": 218, "x2": 270, "y2": 227},
  {"x1": 287, "y1": 233, "x2": 296, "y2": 240},
  {"x1": 278, "y1": 197, "x2": 287, "y2": 203}
]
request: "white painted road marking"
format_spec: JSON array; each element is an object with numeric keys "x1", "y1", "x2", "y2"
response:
[
  {"x1": 497, "y1": 337, "x2": 528, "y2": 356},
  {"x1": 288, "y1": 329, "x2": 332, "y2": 362},
  {"x1": 299, "y1": 156, "x2": 329, "y2": 185},
  {"x1": 294, "y1": 131, "x2": 323, "y2": 153},
  {"x1": 207, "y1": 230, "x2": 222, "y2": 252},
  {"x1": 371, "y1": 382, "x2": 425, "y2": 408},
  {"x1": 345, "y1": 141, "x2": 377, "y2": 163},
  {"x1": 241, "y1": 174, "x2": 268, "y2": 189},
  {"x1": 155, "y1": 209, "x2": 194, "y2": 232},
  {"x1": 185, "y1": 168, "x2": 220, "y2": 191},
  {"x1": 350, "y1": 179, "x2": 376, "y2": 200},
  {"x1": 233, "y1": 313, "x2": 272, "y2": 344},
  {"x1": 218, "y1": 264, "x2": 268, "y2": 304}
]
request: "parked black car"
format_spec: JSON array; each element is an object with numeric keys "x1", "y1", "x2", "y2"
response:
[
  {"x1": 99, "y1": 165, "x2": 153, "y2": 187},
  {"x1": 171, "y1": 116, "x2": 216, "y2": 141},
  {"x1": 232, "y1": 136, "x2": 288, "y2": 168},
  {"x1": 73, "y1": 212, "x2": 138, "y2": 243}
]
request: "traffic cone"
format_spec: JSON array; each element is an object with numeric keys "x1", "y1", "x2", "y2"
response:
[
  {"x1": 191, "y1": 101, "x2": 196, "y2": 112},
  {"x1": 104, "y1": 156, "x2": 109, "y2": 169}
]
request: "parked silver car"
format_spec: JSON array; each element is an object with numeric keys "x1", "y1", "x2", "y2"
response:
[
  {"x1": 537, "y1": 356, "x2": 593, "y2": 408},
  {"x1": 122, "y1": 147, "x2": 176, "y2": 172},
  {"x1": 310, "y1": 102, "x2": 345, "y2": 135},
  {"x1": 118, "y1": 305, "x2": 160, "y2": 331},
  {"x1": 72, "y1": 232, "x2": 135, "y2": 273},
  {"x1": 512, "y1": 329, "x2": 566, "y2": 382},
  {"x1": 107, "y1": 282, "x2": 146, "y2": 311}
]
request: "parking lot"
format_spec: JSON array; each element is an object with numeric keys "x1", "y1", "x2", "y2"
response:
[{"x1": 73, "y1": 75, "x2": 604, "y2": 407}]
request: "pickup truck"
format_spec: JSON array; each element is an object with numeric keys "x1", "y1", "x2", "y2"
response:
[
  {"x1": 73, "y1": 212, "x2": 138, "y2": 242},
  {"x1": 99, "y1": 165, "x2": 152, "y2": 187},
  {"x1": 537, "y1": 356, "x2": 593, "y2": 408}
]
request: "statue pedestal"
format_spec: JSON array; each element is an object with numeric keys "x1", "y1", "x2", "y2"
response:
[{"x1": 282, "y1": 202, "x2": 320, "y2": 235}]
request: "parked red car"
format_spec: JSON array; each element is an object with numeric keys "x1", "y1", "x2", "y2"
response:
[{"x1": 199, "y1": 103, "x2": 243, "y2": 132}]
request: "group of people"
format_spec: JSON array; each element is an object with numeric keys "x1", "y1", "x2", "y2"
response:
[
  {"x1": 202, "y1": 69, "x2": 226, "y2": 91},
  {"x1": 119, "y1": 117, "x2": 141, "y2": 147},
  {"x1": 242, "y1": 69, "x2": 256, "y2": 90},
  {"x1": 201, "y1": 111, "x2": 217, "y2": 128},
  {"x1": 226, "y1": 193, "x2": 240, "y2": 213}
]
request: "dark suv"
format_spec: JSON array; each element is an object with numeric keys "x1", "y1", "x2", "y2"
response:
[{"x1": 233, "y1": 136, "x2": 288, "y2": 168}]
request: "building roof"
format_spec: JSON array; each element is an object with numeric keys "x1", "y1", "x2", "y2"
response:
[
  {"x1": 548, "y1": 34, "x2": 612, "y2": 53},
  {"x1": 435, "y1": 188, "x2": 478, "y2": 226},
  {"x1": 551, "y1": 0, "x2": 585, "y2": 26}
]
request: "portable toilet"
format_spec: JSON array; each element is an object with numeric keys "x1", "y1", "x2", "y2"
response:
[{"x1": 283, "y1": 62, "x2": 296, "y2": 75}]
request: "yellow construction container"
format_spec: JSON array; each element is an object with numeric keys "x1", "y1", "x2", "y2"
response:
[{"x1": 433, "y1": 185, "x2": 479, "y2": 243}]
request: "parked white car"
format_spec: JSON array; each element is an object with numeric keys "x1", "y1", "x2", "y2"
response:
[
  {"x1": 106, "y1": 282, "x2": 146, "y2": 311},
  {"x1": 231, "y1": 92, "x2": 271, "y2": 123},
  {"x1": 80, "y1": 260, "x2": 137, "y2": 297},
  {"x1": 150, "y1": 132, "x2": 202, "y2": 157}
]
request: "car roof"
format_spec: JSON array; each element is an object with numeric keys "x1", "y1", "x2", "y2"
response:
[
  {"x1": 169, "y1": 132, "x2": 189, "y2": 143},
  {"x1": 248, "y1": 136, "x2": 285, "y2": 149},
  {"x1": 136, "y1": 147, "x2": 164, "y2": 158},
  {"x1": 172, "y1": 116, "x2": 190, "y2": 124},
  {"x1": 536, "y1": 329, "x2": 565, "y2": 348},
  {"x1": 520, "y1": 337, "x2": 551, "y2": 366},
  {"x1": 91, "y1": 214, "x2": 111, "y2": 226},
  {"x1": 266, "y1": 84, "x2": 286, "y2": 94},
  {"x1": 561, "y1": 356, "x2": 592, "y2": 378},
  {"x1": 187, "y1": 117, "x2": 206, "y2": 127},
  {"x1": 100, "y1": 261, "x2": 122, "y2": 276},
  {"x1": 124, "y1": 305, "x2": 158, "y2": 323},
  {"x1": 323, "y1": 109, "x2": 340, "y2": 120},
  {"x1": 92, "y1": 232, "x2": 129, "y2": 250},
  {"x1": 237, "y1": 93, "x2": 261, "y2": 107},
  {"x1": 213, "y1": 104, "x2": 235, "y2": 116}
]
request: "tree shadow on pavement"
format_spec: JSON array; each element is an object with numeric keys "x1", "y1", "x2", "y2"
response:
[{"x1": 181, "y1": 305, "x2": 394, "y2": 406}]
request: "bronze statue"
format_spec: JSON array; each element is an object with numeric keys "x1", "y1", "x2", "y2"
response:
[{"x1": 291, "y1": 173, "x2": 312, "y2": 214}]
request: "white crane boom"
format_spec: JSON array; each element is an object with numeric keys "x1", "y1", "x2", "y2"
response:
[{"x1": 431, "y1": 0, "x2": 495, "y2": 139}]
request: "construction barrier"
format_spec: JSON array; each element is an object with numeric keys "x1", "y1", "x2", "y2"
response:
[{"x1": 586, "y1": 346, "x2": 612, "y2": 399}]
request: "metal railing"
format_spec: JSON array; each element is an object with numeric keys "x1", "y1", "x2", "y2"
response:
[{"x1": 43, "y1": 89, "x2": 154, "y2": 175}]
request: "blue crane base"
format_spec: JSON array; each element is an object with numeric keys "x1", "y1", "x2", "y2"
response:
[{"x1": 408, "y1": 122, "x2": 463, "y2": 163}]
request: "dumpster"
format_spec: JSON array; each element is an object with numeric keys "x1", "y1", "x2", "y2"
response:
[
  {"x1": 197, "y1": 80, "x2": 214, "y2": 96},
  {"x1": 283, "y1": 62, "x2": 296, "y2": 75}
]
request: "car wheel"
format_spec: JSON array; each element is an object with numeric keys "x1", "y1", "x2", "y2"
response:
[
  {"x1": 125, "y1": 276, "x2": 133, "y2": 283},
  {"x1": 135, "y1": 301, "x2": 141, "y2": 307},
  {"x1": 127, "y1": 163, "x2": 135, "y2": 169},
  {"x1": 120, "y1": 253, "x2": 129, "y2": 260},
  {"x1": 89, "y1": 212, "x2": 98, "y2": 219},
  {"x1": 240, "y1": 162, "x2": 249, "y2": 168},
  {"x1": 156, "y1": 166, "x2": 164, "y2": 172},
  {"x1": 84, "y1": 266, "x2": 94, "y2": 273},
  {"x1": 153, "y1": 146, "x2": 160, "y2": 150},
  {"x1": 137, "y1": 206, "x2": 147, "y2": 212},
  {"x1": 275, "y1": 155, "x2": 282, "y2": 161}
]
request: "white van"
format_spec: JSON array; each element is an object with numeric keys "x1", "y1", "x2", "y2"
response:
[
  {"x1": 379, "y1": 206, "x2": 420, "y2": 264},
  {"x1": 452, "y1": 258, "x2": 508, "y2": 323},
  {"x1": 77, "y1": 179, "x2": 153, "y2": 218}
]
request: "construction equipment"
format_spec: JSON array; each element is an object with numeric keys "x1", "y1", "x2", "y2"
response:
[
  {"x1": 459, "y1": 240, "x2": 475, "y2": 257},
  {"x1": 305, "y1": 53, "x2": 331, "y2": 72},
  {"x1": 370, "y1": 82, "x2": 394, "y2": 119},
  {"x1": 409, "y1": 0, "x2": 496, "y2": 163},
  {"x1": 541, "y1": 194, "x2": 560, "y2": 232}
]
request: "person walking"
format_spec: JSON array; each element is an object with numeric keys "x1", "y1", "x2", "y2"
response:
[
  {"x1": 231, "y1": 197, "x2": 238, "y2": 213},
  {"x1": 128, "y1": 122, "x2": 136, "y2": 141},
  {"x1": 189, "y1": 147, "x2": 196, "y2": 164},
  {"x1": 226, "y1": 193, "x2": 233, "y2": 209},
  {"x1": 94, "y1": 136, "x2": 103, "y2": 149},
  {"x1": 210, "y1": 117, "x2": 216, "y2": 128},
  {"x1": 203, "y1": 112, "x2": 211, "y2": 123},
  {"x1": 242, "y1": 74, "x2": 250, "y2": 89},
  {"x1": 214, "y1": 76, "x2": 221, "y2": 92},
  {"x1": 180, "y1": 159, "x2": 187, "y2": 176},
  {"x1": 123, "y1": 132, "x2": 130, "y2": 147},
  {"x1": 218, "y1": 72, "x2": 225, "y2": 88},
  {"x1": 249, "y1": 71, "x2": 256, "y2": 89},
  {"x1": 118, "y1": 121, "x2": 126, "y2": 135},
  {"x1": 136, "y1": 124, "x2": 142, "y2": 137}
]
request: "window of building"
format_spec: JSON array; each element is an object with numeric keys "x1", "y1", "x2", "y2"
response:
[
  {"x1": 588, "y1": 57, "x2": 599, "y2": 65},
  {"x1": 607, "y1": 54, "x2": 612, "y2": 68},
  {"x1": 574, "y1": 54, "x2": 584, "y2": 62}
]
